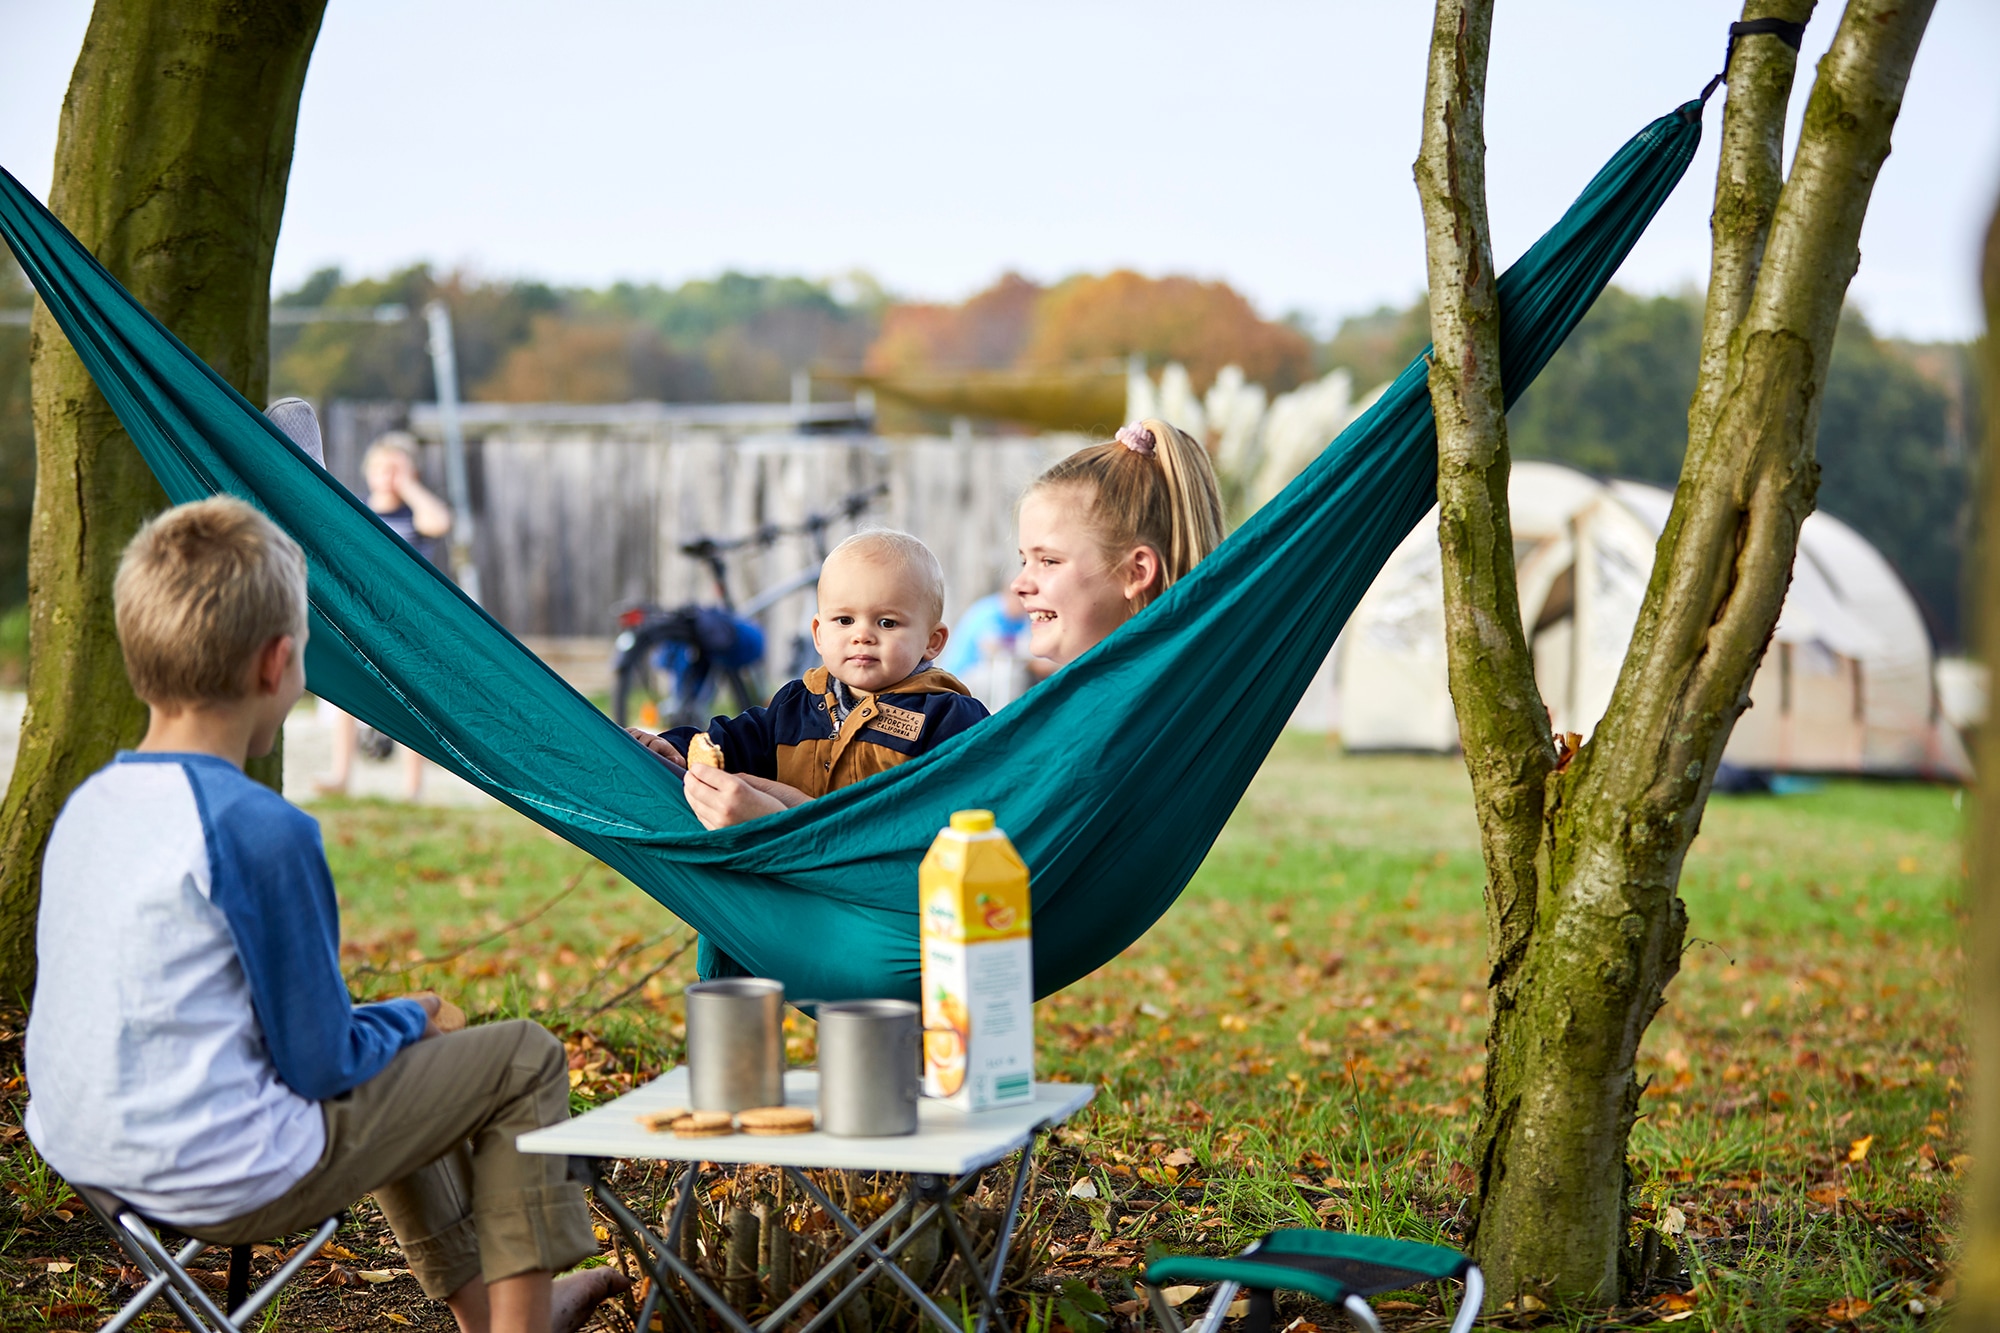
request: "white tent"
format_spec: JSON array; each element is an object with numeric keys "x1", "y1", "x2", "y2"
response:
[{"x1": 1336, "y1": 461, "x2": 1970, "y2": 779}]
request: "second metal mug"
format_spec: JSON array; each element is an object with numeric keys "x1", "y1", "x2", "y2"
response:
[
  {"x1": 686, "y1": 977, "x2": 785, "y2": 1112},
  {"x1": 816, "y1": 999, "x2": 921, "y2": 1137}
]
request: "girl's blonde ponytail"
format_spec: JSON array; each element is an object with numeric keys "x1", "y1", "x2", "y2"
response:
[{"x1": 1143, "y1": 417, "x2": 1225, "y2": 585}]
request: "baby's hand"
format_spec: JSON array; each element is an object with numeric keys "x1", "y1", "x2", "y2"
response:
[
  {"x1": 626, "y1": 726, "x2": 685, "y2": 766},
  {"x1": 683, "y1": 765, "x2": 789, "y2": 829}
]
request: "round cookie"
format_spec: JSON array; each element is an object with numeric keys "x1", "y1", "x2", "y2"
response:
[
  {"x1": 636, "y1": 1107, "x2": 690, "y2": 1133},
  {"x1": 671, "y1": 1111, "x2": 737, "y2": 1138},
  {"x1": 738, "y1": 1106, "x2": 815, "y2": 1136}
]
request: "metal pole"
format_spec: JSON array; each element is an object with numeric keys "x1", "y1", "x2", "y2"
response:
[{"x1": 424, "y1": 298, "x2": 482, "y2": 604}]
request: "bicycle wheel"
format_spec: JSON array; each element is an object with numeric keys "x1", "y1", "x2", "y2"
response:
[
  {"x1": 611, "y1": 657, "x2": 651, "y2": 728},
  {"x1": 782, "y1": 631, "x2": 817, "y2": 681}
]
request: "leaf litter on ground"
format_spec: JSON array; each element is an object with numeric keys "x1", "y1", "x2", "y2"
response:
[{"x1": 0, "y1": 741, "x2": 1967, "y2": 1330}]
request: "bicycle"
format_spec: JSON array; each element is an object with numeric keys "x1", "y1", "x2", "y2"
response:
[{"x1": 611, "y1": 484, "x2": 887, "y2": 730}]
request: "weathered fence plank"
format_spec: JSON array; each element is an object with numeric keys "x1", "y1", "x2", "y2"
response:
[{"x1": 328, "y1": 400, "x2": 1075, "y2": 641}]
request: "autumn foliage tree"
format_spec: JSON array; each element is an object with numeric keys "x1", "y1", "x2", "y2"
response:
[
  {"x1": 864, "y1": 272, "x2": 1044, "y2": 377},
  {"x1": 865, "y1": 270, "x2": 1315, "y2": 393},
  {"x1": 476, "y1": 313, "x2": 709, "y2": 403},
  {"x1": 1021, "y1": 271, "x2": 1314, "y2": 392}
]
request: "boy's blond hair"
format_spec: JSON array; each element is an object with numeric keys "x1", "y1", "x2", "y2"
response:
[
  {"x1": 826, "y1": 528, "x2": 947, "y2": 626},
  {"x1": 114, "y1": 496, "x2": 308, "y2": 706}
]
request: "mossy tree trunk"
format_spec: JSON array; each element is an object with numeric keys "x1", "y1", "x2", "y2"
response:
[
  {"x1": 0, "y1": 0, "x2": 327, "y2": 1000},
  {"x1": 1416, "y1": 0, "x2": 1933, "y2": 1305},
  {"x1": 1954, "y1": 191, "x2": 2000, "y2": 1333}
]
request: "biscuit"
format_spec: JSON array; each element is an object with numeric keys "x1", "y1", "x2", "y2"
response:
[
  {"x1": 409, "y1": 992, "x2": 466, "y2": 1034},
  {"x1": 671, "y1": 1111, "x2": 737, "y2": 1138},
  {"x1": 737, "y1": 1106, "x2": 814, "y2": 1136},
  {"x1": 636, "y1": 1107, "x2": 691, "y2": 1132},
  {"x1": 687, "y1": 734, "x2": 724, "y2": 769}
]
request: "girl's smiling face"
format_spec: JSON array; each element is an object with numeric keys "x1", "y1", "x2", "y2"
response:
[{"x1": 1010, "y1": 487, "x2": 1161, "y2": 667}]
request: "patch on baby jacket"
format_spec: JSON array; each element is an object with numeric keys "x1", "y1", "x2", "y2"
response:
[{"x1": 865, "y1": 702, "x2": 926, "y2": 742}]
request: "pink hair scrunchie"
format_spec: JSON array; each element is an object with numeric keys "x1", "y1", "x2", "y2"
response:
[{"x1": 1115, "y1": 423, "x2": 1157, "y2": 455}]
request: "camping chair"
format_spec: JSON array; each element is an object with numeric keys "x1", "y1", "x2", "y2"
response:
[
  {"x1": 76, "y1": 1185, "x2": 342, "y2": 1333},
  {"x1": 1144, "y1": 1231, "x2": 1483, "y2": 1333}
]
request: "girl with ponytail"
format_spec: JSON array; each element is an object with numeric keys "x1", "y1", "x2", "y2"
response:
[{"x1": 1011, "y1": 417, "x2": 1225, "y2": 666}]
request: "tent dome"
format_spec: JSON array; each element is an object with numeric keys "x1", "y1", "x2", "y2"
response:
[{"x1": 1336, "y1": 462, "x2": 1969, "y2": 779}]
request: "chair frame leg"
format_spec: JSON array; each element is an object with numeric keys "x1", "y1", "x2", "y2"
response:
[
  {"x1": 99, "y1": 1233, "x2": 209, "y2": 1333},
  {"x1": 1447, "y1": 1266, "x2": 1485, "y2": 1333},
  {"x1": 228, "y1": 1213, "x2": 343, "y2": 1327},
  {"x1": 89, "y1": 1202, "x2": 344, "y2": 1333},
  {"x1": 114, "y1": 1211, "x2": 237, "y2": 1331},
  {"x1": 1192, "y1": 1281, "x2": 1240, "y2": 1333},
  {"x1": 1342, "y1": 1295, "x2": 1385, "y2": 1333}
]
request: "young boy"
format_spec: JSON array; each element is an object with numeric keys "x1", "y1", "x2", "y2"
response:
[
  {"x1": 630, "y1": 529, "x2": 988, "y2": 826},
  {"x1": 24, "y1": 497, "x2": 622, "y2": 1333}
]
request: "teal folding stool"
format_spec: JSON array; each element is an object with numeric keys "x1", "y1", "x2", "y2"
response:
[{"x1": 1145, "y1": 1231, "x2": 1482, "y2": 1333}]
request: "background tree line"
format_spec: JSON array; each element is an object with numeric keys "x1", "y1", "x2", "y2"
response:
[
  {"x1": 1327, "y1": 286, "x2": 1979, "y2": 647},
  {"x1": 0, "y1": 257, "x2": 1977, "y2": 645}
]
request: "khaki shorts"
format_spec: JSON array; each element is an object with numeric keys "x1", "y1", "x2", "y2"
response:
[{"x1": 192, "y1": 1019, "x2": 595, "y2": 1298}]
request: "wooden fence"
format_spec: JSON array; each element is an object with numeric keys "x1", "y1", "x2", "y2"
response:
[{"x1": 326, "y1": 400, "x2": 1077, "y2": 643}]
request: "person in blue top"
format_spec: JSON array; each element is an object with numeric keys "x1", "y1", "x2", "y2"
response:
[
  {"x1": 24, "y1": 496, "x2": 625, "y2": 1333},
  {"x1": 938, "y1": 586, "x2": 1031, "y2": 678}
]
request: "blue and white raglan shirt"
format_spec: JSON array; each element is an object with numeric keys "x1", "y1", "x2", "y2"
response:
[{"x1": 23, "y1": 753, "x2": 428, "y2": 1227}]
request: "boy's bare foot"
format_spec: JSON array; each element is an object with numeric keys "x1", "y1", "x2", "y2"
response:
[{"x1": 551, "y1": 1268, "x2": 630, "y2": 1333}]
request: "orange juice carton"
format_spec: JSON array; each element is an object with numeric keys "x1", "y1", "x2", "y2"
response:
[{"x1": 920, "y1": 809, "x2": 1033, "y2": 1110}]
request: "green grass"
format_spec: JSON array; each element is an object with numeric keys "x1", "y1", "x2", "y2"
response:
[
  {"x1": 0, "y1": 735, "x2": 1964, "y2": 1330},
  {"x1": 1033, "y1": 741, "x2": 1961, "y2": 1331}
]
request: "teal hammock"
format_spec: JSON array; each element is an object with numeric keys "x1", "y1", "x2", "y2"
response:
[{"x1": 0, "y1": 105, "x2": 1702, "y2": 1003}]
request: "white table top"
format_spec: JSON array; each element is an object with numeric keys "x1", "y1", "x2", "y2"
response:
[{"x1": 519, "y1": 1067, "x2": 1094, "y2": 1176}]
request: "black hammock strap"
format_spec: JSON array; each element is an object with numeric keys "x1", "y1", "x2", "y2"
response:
[{"x1": 1700, "y1": 16, "x2": 1811, "y2": 105}]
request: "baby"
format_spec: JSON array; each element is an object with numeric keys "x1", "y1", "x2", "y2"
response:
[{"x1": 631, "y1": 528, "x2": 989, "y2": 807}]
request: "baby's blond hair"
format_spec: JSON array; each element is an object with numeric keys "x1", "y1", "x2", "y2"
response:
[
  {"x1": 824, "y1": 528, "x2": 947, "y2": 626},
  {"x1": 113, "y1": 496, "x2": 308, "y2": 706}
]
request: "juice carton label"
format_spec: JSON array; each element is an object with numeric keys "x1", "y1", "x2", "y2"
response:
[{"x1": 920, "y1": 822, "x2": 1033, "y2": 1110}]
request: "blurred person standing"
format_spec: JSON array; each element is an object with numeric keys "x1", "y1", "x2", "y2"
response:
[{"x1": 315, "y1": 433, "x2": 452, "y2": 800}]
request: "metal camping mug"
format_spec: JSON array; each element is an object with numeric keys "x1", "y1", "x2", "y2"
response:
[
  {"x1": 816, "y1": 999, "x2": 921, "y2": 1137},
  {"x1": 686, "y1": 978, "x2": 786, "y2": 1112}
]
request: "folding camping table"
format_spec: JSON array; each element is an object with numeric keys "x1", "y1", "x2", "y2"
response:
[{"x1": 518, "y1": 1067, "x2": 1094, "y2": 1333}]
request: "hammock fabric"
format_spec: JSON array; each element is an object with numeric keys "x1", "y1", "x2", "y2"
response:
[{"x1": 0, "y1": 104, "x2": 1702, "y2": 1004}]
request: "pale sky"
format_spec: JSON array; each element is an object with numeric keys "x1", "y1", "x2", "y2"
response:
[{"x1": 2, "y1": 2, "x2": 1995, "y2": 341}]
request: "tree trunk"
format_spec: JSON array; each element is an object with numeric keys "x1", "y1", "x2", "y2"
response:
[
  {"x1": 0, "y1": 0, "x2": 326, "y2": 1000},
  {"x1": 1415, "y1": 0, "x2": 1553, "y2": 1013},
  {"x1": 1953, "y1": 192, "x2": 2000, "y2": 1333},
  {"x1": 1419, "y1": 0, "x2": 1932, "y2": 1304}
]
